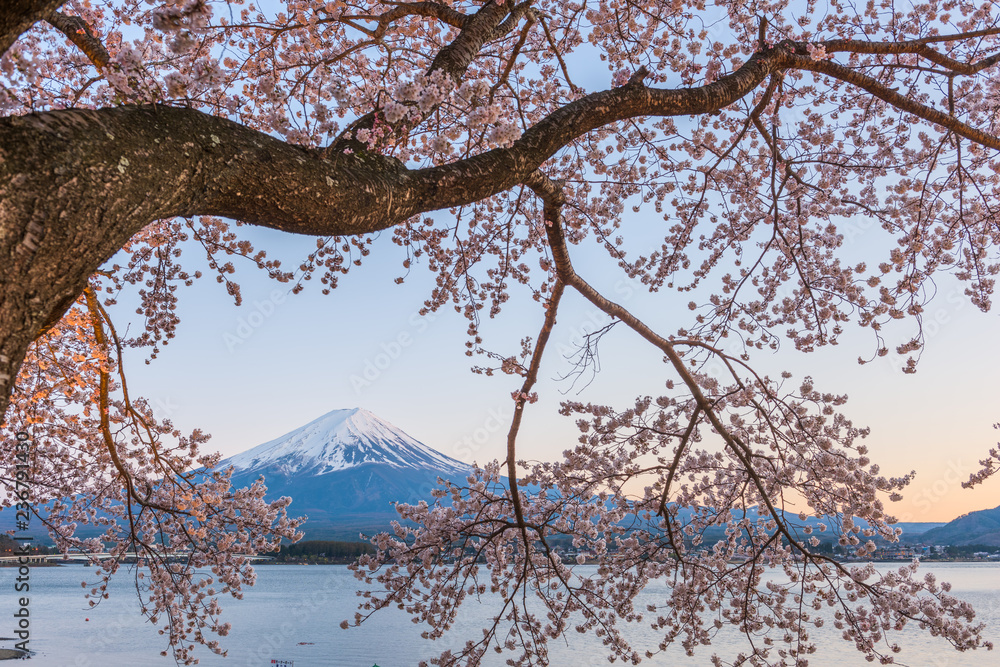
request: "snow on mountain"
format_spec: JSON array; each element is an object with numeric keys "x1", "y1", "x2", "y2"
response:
[{"x1": 219, "y1": 407, "x2": 469, "y2": 477}]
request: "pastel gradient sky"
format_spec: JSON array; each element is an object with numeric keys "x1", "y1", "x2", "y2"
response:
[
  {"x1": 71, "y1": 3, "x2": 998, "y2": 527},
  {"x1": 111, "y1": 212, "x2": 1000, "y2": 525}
]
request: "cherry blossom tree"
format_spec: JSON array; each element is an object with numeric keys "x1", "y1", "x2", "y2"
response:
[{"x1": 2, "y1": 0, "x2": 1000, "y2": 664}]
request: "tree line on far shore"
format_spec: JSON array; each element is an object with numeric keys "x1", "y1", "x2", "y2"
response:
[{"x1": 266, "y1": 540, "x2": 376, "y2": 563}]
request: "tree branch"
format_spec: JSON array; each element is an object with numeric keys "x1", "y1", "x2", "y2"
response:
[
  {"x1": 83, "y1": 286, "x2": 176, "y2": 514},
  {"x1": 791, "y1": 50, "x2": 1000, "y2": 150},
  {"x1": 330, "y1": 0, "x2": 520, "y2": 153},
  {"x1": 821, "y1": 29, "x2": 1000, "y2": 75},
  {"x1": 46, "y1": 11, "x2": 110, "y2": 70},
  {"x1": 504, "y1": 276, "x2": 563, "y2": 544},
  {"x1": 0, "y1": 0, "x2": 65, "y2": 57},
  {"x1": 341, "y1": 1, "x2": 469, "y2": 35},
  {"x1": 537, "y1": 206, "x2": 870, "y2": 591}
]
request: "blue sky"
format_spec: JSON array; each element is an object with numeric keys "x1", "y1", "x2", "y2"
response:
[{"x1": 112, "y1": 214, "x2": 1000, "y2": 524}]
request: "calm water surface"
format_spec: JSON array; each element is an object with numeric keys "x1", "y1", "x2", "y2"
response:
[{"x1": 1, "y1": 563, "x2": 998, "y2": 666}]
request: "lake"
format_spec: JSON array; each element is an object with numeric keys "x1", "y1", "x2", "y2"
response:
[{"x1": 2, "y1": 562, "x2": 998, "y2": 666}]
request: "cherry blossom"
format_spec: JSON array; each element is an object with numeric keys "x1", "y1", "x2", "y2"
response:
[{"x1": 3, "y1": 0, "x2": 1000, "y2": 664}]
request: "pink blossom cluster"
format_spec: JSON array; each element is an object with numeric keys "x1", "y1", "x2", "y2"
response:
[
  {"x1": 511, "y1": 390, "x2": 539, "y2": 404},
  {"x1": 806, "y1": 43, "x2": 831, "y2": 60},
  {"x1": 394, "y1": 69, "x2": 455, "y2": 115},
  {"x1": 962, "y1": 424, "x2": 1000, "y2": 488},
  {"x1": 2, "y1": 298, "x2": 303, "y2": 664},
  {"x1": 351, "y1": 388, "x2": 990, "y2": 665}
]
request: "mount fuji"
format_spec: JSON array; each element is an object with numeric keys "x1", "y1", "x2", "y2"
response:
[{"x1": 219, "y1": 408, "x2": 472, "y2": 539}]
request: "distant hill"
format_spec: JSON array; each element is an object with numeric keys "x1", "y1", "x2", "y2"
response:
[
  {"x1": 895, "y1": 522, "x2": 946, "y2": 538},
  {"x1": 917, "y1": 505, "x2": 1000, "y2": 546}
]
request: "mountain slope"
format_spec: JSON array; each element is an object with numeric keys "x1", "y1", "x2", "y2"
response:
[
  {"x1": 219, "y1": 408, "x2": 471, "y2": 539},
  {"x1": 223, "y1": 407, "x2": 468, "y2": 477},
  {"x1": 917, "y1": 505, "x2": 1000, "y2": 546}
]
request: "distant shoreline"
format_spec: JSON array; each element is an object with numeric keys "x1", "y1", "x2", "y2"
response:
[
  {"x1": 3, "y1": 557, "x2": 998, "y2": 569},
  {"x1": 255, "y1": 557, "x2": 1000, "y2": 566}
]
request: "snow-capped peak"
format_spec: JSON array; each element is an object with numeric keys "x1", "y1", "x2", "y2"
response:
[{"x1": 219, "y1": 408, "x2": 469, "y2": 477}]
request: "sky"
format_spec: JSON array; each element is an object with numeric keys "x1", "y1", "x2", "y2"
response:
[
  {"x1": 92, "y1": 1, "x2": 1000, "y2": 526},
  {"x1": 111, "y1": 210, "x2": 1000, "y2": 525}
]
